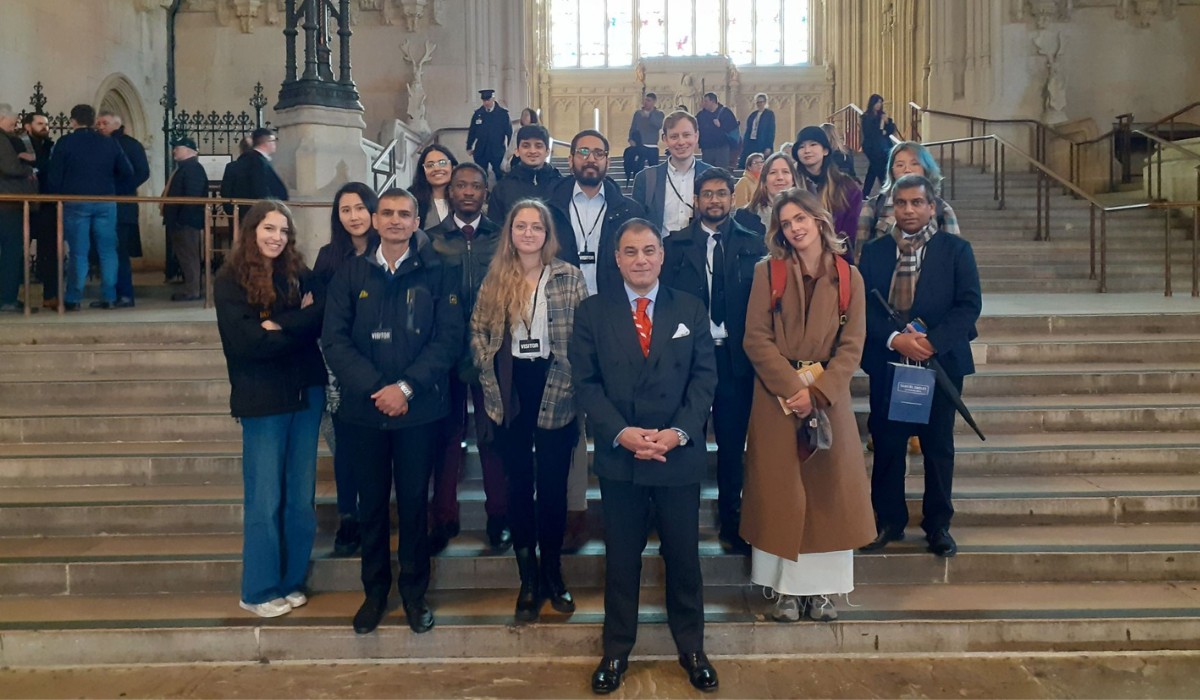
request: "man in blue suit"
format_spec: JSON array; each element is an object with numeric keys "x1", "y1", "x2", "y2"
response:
[
  {"x1": 631, "y1": 111, "x2": 711, "y2": 236},
  {"x1": 857, "y1": 174, "x2": 981, "y2": 559}
]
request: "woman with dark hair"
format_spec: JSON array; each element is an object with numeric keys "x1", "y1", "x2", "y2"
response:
[
  {"x1": 214, "y1": 200, "x2": 326, "y2": 618},
  {"x1": 821, "y1": 123, "x2": 857, "y2": 180},
  {"x1": 312, "y1": 182, "x2": 379, "y2": 558},
  {"x1": 411, "y1": 144, "x2": 458, "y2": 229},
  {"x1": 471, "y1": 199, "x2": 587, "y2": 623},
  {"x1": 860, "y1": 94, "x2": 897, "y2": 196},
  {"x1": 741, "y1": 188, "x2": 874, "y2": 623},
  {"x1": 793, "y1": 126, "x2": 864, "y2": 261}
]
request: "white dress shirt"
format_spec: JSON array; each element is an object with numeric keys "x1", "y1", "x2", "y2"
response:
[
  {"x1": 376, "y1": 243, "x2": 413, "y2": 274},
  {"x1": 701, "y1": 223, "x2": 728, "y2": 341},
  {"x1": 570, "y1": 183, "x2": 607, "y2": 296},
  {"x1": 512, "y1": 267, "x2": 552, "y2": 359},
  {"x1": 663, "y1": 156, "x2": 697, "y2": 235}
]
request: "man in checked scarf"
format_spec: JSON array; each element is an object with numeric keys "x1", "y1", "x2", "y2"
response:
[{"x1": 857, "y1": 173, "x2": 982, "y2": 560}]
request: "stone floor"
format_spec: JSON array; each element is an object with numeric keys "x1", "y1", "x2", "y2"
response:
[{"x1": 2, "y1": 652, "x2": 1198, "y2": 699}]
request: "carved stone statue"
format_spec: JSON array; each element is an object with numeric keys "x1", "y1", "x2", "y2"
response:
[
  {"x1": 401, "y1": 39, "x2": 436, "y2": 134},
  {"x1": 676, "y1": 74, "x2": 700, "y2": 112},
  {"x1": 1034, "y1": 30, "x2": 1067, "y2": 124}
]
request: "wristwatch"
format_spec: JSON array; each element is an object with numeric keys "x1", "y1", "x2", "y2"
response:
[
  {"x1": 396, "y1": 381, "x2": 415, "y2": 400},
  {"x1": 672, "y1": 428, "x2": 689, "y2": 446}
]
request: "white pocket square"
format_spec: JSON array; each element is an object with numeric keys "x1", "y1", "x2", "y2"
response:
[{"x1": 671, "y1": 323, "x2": 691, "y2": 339}]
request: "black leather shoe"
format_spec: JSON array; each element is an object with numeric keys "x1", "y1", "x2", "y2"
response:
[
  {"x1": 859, "y1": 527, "x2": 905, "y2": 553},
  {"x1": 541, "y1": 556, "x2": 575, "y2": 614},
  {"x1": 88, "y1": 300, "x2": 115, "y2": 310},
  {"x1": 679, "y1": 652, "x2": 719, "y2": 691},
  {"x1": 487, "y1": 515, "x2": 513, "y2": 553},
  {"x1": 170, "y1": 292, "x2": 202, "y2": 302},
  {"x1": 429, "y1": 520, "x2": 459, "y2": 555},
  {"x1": 331, "y1": 515, "x2": 361, "y2": 558},
  {"x1": 927, "y1": 529, "x2": 958, "y2": 558},
  {"x1": 63, "y1": 302, "x2": 81, "y2": 312},
  {"x1": 352, "y1": 596, "x2": 387, "y2": 634},
  {"x1": 114, "y1": 297, "x2": 135, "y2": 308},
  {"x1": 403, "y1": 597, "x2": 435, "y2": 633},
  {"x1": 590, "y1": 657, "x2": 628, "y2": 695},
  {"x1": 719, "y1": 529, "x2": 752, "y2": 555}
]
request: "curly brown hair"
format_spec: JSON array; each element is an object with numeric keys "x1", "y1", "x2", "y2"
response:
[{"x1": 223, "y1": 200, "x2": 305, "y2": 310}]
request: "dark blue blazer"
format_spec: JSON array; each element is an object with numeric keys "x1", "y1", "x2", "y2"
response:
[
  {"x1": 631, "y1": 158, "x2": 712, "y2": 232},
  {"x1": 858, "y1": 231, "x2": 981, "y2": 380},
  {"x1": 46, "y1": 128, "x2": 134, "y2": 197}
]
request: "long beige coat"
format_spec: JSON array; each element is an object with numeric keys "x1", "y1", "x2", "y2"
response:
[{"x1": 739, "y1": 253, "x2": 876, "y2": 560}]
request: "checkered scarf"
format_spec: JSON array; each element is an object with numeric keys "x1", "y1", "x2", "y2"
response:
[{"x1": 888, "y1": 219, "x2": 938, "y2": 319}]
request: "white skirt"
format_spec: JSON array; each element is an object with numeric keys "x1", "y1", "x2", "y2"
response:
[{"x1": 751, "y1": 547, "x2": 855, "y2": 597}]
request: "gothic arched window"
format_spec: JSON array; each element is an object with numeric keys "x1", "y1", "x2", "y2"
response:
[{"x1": 549, "y1": 0, "x2": 810, "y2": 69}]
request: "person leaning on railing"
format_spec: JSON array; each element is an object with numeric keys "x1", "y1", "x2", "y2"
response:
[{"x1": 0, "y1": 103, "x2": 37, "y2": 313}]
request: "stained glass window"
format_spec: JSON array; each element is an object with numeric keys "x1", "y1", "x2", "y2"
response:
[{"x1": 548, "y1": 0, "x2": 809, "y2": 68}]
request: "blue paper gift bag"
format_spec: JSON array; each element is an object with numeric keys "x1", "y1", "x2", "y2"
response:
[{"x1": 888, "y1": 362, "x2": 935, "y2": 425}]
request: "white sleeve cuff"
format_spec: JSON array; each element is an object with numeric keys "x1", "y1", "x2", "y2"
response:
[{"x1": 886, "y1": 331, "x2": 900, "y2": 350}]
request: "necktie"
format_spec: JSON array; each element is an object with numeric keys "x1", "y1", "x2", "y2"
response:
[
  {"x1": 633, "y1": 297, "x2": 652, "y2": 357},
  {"x1": 461, "y1": 224, "x2": 475, "y2": 241},
  {"x1": 710, "y1": 233, "x2": 726, "y2": 327}
]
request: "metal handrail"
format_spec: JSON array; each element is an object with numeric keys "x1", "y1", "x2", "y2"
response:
[
  {"x1": 370, "y1": 138, "x2": 400, "y2": 194},
  {"x1": 827, "y1": 103, "x2": 902, "y2": 154},
  {"x1": 0, "y1": 193, "x2": 336, "y2": 317},
  {"x1": 1137, "y1": 129, "x2": 1200, "y2": 203}
]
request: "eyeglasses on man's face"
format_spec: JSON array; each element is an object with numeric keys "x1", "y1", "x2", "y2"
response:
[{"x1": 573, "y1": 148, "x2": 608, "y2": 161}]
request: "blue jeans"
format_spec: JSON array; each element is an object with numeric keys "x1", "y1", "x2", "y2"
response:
[
  {"x1": 239, "y1": 385, "x2": 324, "y2": 604},
  {"x1": 63, "y1": 202, "x2": 117, "y2": 304}
]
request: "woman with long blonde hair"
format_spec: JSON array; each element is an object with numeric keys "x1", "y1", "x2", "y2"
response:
[
  {"x1": 471, "y1": 199, "x2": 589, "y2": 623},
  {"x1": 741, "y1": 188, "x2": 875, "y2": 623}
]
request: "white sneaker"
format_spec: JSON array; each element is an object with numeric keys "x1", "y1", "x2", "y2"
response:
[
  {"x1": 770, "y1": 594, "x2": 802, "y2": 622},
  {"x1": 285, "y1": 591, "x2": 308, "y2": 608},
  {"x1": 807, "y1": 595, "x2": 838, "y2": 622},
  {"x1": 239, "y1": 598, "x2": 292, "y2": 618}
]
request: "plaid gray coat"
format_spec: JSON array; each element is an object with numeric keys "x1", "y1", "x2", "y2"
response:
[{"x1": 471, "y1": 258, "x2": 589, "y2": 430}]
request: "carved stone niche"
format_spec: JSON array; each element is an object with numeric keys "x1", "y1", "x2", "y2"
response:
[
  {"x1": 1011, "y1": 0, "x2": 1073, "y2": 28},
  {"x1": 1115, "y1": 0, "x2": 1179, "y2": 27}
]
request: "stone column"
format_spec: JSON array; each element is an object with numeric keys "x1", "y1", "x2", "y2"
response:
[{"x1": 272, "y1": 105, "x2": 369, "y2": 261}]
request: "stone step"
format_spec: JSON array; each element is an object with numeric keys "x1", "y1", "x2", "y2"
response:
[
  {"x1": 2, "y1": 524, "x2": 1199, "y2": 597},
  {"x1": 0, "y1": 378, "x2": 230, "y2": 411},
  {"x1": 977, "y1": 336, "x2": 1200, "y2": 363},
  {"x1": 0, "y1": 344, "x2": 226, "y2": 377},
  {"x1": 0, "y1": 322, "x2": 219, "y2": 347},
  {"x1": 2, "y1": 476, "x2": 1196, "y2": 537},
  {"x1": 0, "y1": 409, "x2": 238, "y2": 444},
  {"x1": 1, "y1": 583, "x2": 1199, "y2": 666}
]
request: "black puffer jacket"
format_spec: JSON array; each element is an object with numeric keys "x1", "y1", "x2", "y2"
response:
[
  {"x1": 214, "y1": 269, "x2": 327, "y2": 419},
  {"x1": 487, "y1": 161, "x2": 562, "y2": 222}
]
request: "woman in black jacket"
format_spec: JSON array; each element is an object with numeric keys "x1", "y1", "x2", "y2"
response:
[
  {"x1": 214, "y1": 200, "x2": 326, "y2": 619},
  {"x1": 312, "y1": 182, "x2": 378, "y2": 558},
  {"x1": 860, "y1": 94, "x2": 897, "y2": 196}
]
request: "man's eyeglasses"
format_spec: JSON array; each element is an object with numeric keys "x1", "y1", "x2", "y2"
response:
[
  {"x1": 423, "y1": 159, "x2": 451, "y2": 169},
  {"x1": 573, "y1": 148, "x2": 608, "y2": 161},
  {"x1": 697, "y1": 189, "x2": 731, "y2": 201}
]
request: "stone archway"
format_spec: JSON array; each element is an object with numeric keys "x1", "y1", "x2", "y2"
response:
[{"x1": 95, "y1": 74, "x2": 150, "y2": 143}]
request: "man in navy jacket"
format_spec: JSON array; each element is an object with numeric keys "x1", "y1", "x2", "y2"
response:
[{"x1": 857, "y1": 174, "x2": 981, "y2": 559}]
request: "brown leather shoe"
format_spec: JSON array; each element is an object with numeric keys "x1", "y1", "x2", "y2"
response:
[{"x1": 42, "y1": 298, "x2": 58, "y2": 309}]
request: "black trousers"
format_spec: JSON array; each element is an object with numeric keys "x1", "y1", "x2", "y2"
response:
[
  {"x1": 599, "y1": 478, "x2": 704, "y2": 660},
  {"x1": 863, "y1": 150, "x2": 889, "y2": 197},
  {"x1": 474, "y1": 151, "x2": 504, "y2": 184},
  {"x1": 712, "y1": 344, "x2": 754, "y2": 535},
  {"x1": 494, "y1": 357, "x2": 578, "y2": 560},
  {"x1": 867, "y1": 367, "x2": 963, "y2": 536},
  {"x1": 32, "y1": 206, "x2": 59, "y2": 301},
  {"x1": 341, "y1": 420, "x2": 436, "y2": 603}
]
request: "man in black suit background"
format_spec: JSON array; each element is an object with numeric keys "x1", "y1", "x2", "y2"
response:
[
  {"x1": 857, "y1": 174, "x2": 981, "y2": 559},
  {"x1": 220, "y1": 128, "x2": 288, "y2": 219},
  {"x1": 570, "y1": 219, "x2": 719, "y2": 695},
  {"x1": 661, "y1": 167, "x2": 766, "y2": 554}
]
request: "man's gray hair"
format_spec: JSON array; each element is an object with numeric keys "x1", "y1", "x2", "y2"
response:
[
  {"x1": 98, "y1": 111, "x2": 122, "y2": 124},
  {"x1": 0, "y1": 104, "x2": 14, "y2": 118}
]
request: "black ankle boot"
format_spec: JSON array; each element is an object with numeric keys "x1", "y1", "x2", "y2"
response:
[
  {"x1": 332, "y1": 515, "x2": 361, "y2": 558},
  {"x1": 540, "y1": 554, "x2": 575, "y2": 614},
  {"x1": 514, "y1": 547, "x2": 541, "y2": 622}
]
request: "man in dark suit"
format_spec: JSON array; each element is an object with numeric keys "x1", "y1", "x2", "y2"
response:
[
  {"x1": 425, "y1": 163, "x2": 511, "y2": 556},
  {"x1": 162, "y1": 137, "x2": 209, "y2": 302},
  {"x1": 465, "y1": 89, "x2": 512, "y2": 184},
  {"x1": 220, "y1": 128, "x2": 288, "y2": 219},
  {"x1": 740, "y1": 93, "x2": 776, "y2": 167},
  {"x1": 857, "y1": 174, "x2": 982, "y2": 559},
  {"x1": 631, "y1": 111, "x2": 712, "y2": 235},
  {"x1": 661, "y1": 167, "x2": 766, "y2": 554},
  {"x1": 570, "y1": 219, "x2": 719, "y2": 694},
  {"x1": 96, "y1": 112, "x2": 150, "y2": 308}
]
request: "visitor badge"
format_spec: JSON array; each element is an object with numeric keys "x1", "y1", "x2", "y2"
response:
[
  {"x1": 476, "y1": 118, "x2": 483, "y2": 125},
  {"x1": 371, "y1": 328, "x2": 392, "y2": 342},
  {"x1": 578, "y1": 252, "x2": 597, "y2": 264},
  {"x1": 518, "y1": 339, "x2": 542, "y2": 354}
]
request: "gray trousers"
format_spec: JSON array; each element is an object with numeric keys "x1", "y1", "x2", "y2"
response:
[{"x1": 168, "y1": 226, "x2": 202, "y2": 298}]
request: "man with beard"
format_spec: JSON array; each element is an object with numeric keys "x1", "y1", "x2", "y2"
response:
[
  {"x1": 425, "y1": 163, "x2": 511, "y2": 556},
  {"x1": 661, "y1": 167, "x2": 765, "y2": 555},
  {"x1": 20, "y1": 113, "x2": 57, "y2": 308},
  {"x1": 96, "y1": 112, "x2": 150, "y2": 308},
  {"x1": 547, "y1": 130, "x2": 646, "y2": 553}
]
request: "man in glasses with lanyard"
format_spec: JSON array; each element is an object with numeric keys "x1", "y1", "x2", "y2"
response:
[
  {"x1": 662, "y1": 167, "x2": 766, "y2": 555},
  {"x1": 632, "y1": 111, "x2": 713, "y2": 236},
  {"x1": 548, "y1": 129, "x2": 647, "y2": 552}
]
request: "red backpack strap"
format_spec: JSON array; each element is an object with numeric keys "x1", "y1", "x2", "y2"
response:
[
  {"x1": 768, "y1": 257, "x2": 787, "y2": 312},
  {"x1": 835, "y1": 255, "x2": 851, "y2": 321}
]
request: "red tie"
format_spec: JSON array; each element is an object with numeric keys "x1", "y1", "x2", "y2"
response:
[
  {"x1": 461, "y1": 224, "x2": 475, "y2": 241},
  {"x1": 633, "y1": 297, "x2": 652, "y2": 357}
]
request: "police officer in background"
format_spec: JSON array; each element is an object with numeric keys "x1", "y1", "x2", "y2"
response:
[{"x1": 466, "y1": 89, "x2": 512, "y2": 185}]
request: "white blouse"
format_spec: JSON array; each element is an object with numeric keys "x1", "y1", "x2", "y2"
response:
[{"x1": 511, "y1": 267, "x2": 551, "y2": 359}]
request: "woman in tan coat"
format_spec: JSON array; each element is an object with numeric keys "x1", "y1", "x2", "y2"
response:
[{"x1": 740, "y1": 188, "x2": 876, "y2": 623}]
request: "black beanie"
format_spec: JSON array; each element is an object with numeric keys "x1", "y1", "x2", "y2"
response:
[{"x1": 792, "y1": 125, "x2": 831, "y2": 162}]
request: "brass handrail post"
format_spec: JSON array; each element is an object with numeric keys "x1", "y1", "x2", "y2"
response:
[
  {"x1": 22, "y1": 201, "x2": 31, "y2": 317},
  {"x1": 981, "y1": 122, "x2": 989, "y2": 173},
  {"x1": 1165, "y1": 208, "x2": 1173, "y2": 297},
  {"x1": 204, "y1": 203, "x2": 213, "y2": 309},
  {"x1": 1045, "y1": 172, "x2": 1052, "y2": 242},
  {"x1": 999, "y1": 144, "x2": 1007, "y2": 210},
  {"x1": 993, "y1": 138, "x2": 999, "y2": 203},
  {"x1": 1036, "y1": 172, "x2": 1044, "y2": 241},
  {"x1": 1089, "y1": 205, "x2": 1096, "y2": 280},
  {"x1": 1100, "y1": 210, "x2": 1108, "y2": 293},
  {"x1": 56, "y1": 201, "x2": 64, "y2": 315},
  {"x1": 1193, "y1": 204, "x2": 1199, "y2": 297}
]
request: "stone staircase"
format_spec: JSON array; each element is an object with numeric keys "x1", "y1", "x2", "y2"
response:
[{"x1": 2, "y1": 307, "x2": 1200, "y2": 667}]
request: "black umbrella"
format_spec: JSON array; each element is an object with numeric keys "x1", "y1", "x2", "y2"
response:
[{"x1": 870, "y1": 289, "x2": 986, "y2": 441}]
